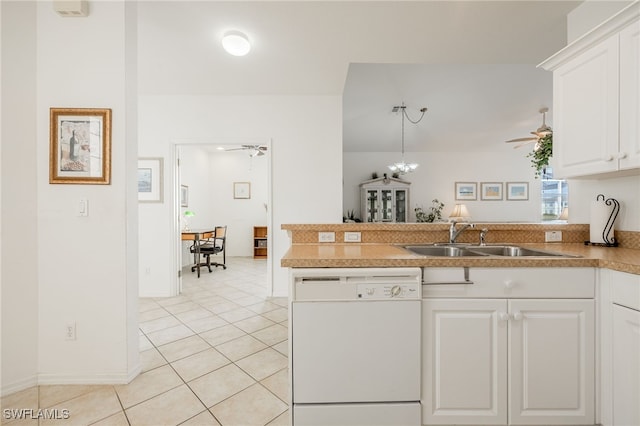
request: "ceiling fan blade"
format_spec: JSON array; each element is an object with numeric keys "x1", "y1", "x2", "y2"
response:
[
  {"x1": 225, "y1": 148, "x2": 245, "y2": 151},
  {"x1": 512, "y1": 140, "x2": 535, "y2": 149},
  {"x1": 506, "y1": 137, "x2": 537, "y2": 143}
]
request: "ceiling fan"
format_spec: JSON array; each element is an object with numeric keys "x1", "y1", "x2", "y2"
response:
[
  {"x1": 225, "y1": 144, "x2": 268, "y2": 157},
  {"x1": 505, "y1": 107, "x2": 553, "y2": 148}
]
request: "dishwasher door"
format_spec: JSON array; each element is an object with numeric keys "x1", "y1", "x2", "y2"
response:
[{"x1": 292, "y1": 299, "x2": 421, "y2": 404}]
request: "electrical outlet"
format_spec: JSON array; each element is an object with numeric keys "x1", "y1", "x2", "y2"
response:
[
  {"x1": 545, "y1": 231, "x2": 563, "y2": 242},
  {"x1": 318, "y1": 232, "x2": 336, "y2": 242},
  {"x1": 344, "y1": 231, "x2": 361, "y2": 242},
  {"x1": 65, "y1": 322, "x2": 76, "y2": 340}
]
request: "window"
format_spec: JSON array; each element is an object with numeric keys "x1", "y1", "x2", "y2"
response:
[{"x1": 541, "y1": 167, "x2": 568, "y2": 221}]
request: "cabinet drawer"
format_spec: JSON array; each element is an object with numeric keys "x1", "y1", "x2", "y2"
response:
[
  {"x1": 422, "y1": 267, "x2": 595, "y2": 299},
  {"x1": 611, "y1": 270, "x2": 640, "y2": 311}
]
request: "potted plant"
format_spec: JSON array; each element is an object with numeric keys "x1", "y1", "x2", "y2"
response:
[
  {"x1": 415, "y1": 199, "x2": 445, "y2": 223},
  {"x1": 527, "y1": 134, "x2": 552, "y2": 178}
]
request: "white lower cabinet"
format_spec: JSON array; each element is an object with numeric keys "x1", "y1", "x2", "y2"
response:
[
  {"x1": 612, "y1": 304, "x2": 640, "y2": 426},
  {"x1": 422, "y1": 267, "x2": 595, "y2": 426},
  {"x1": 509, "y1": 299, "x2": 594, "y2": 425},
  {"x1": 422, "y1": 299, "x2": 507, "y2": 425},
  {"x1": 600, "y1": 269, "x2": 640, "y2": 426}
]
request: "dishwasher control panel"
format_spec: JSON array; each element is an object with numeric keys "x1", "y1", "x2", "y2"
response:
[
  {"x1": 357, "y1": 283, "x2": 421, "y2": 300},
  {"x1": 292, "y1": 267, "x2": 422, "y2": 301}
]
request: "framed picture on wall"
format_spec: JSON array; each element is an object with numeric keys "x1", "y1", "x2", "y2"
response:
[
  {"x1": 138, "y1": 158, "x2": 163, "y2": 203},
  {"x1": 455, "y1": 182, "x2": 477, "y2": 201},
  {"x1": 234, "y1": 182, "x2": 251, "y2": 199},
  {"x1": 49, "y1": 107, "x2": 112, "y2": 184},
  {"x1": 506, "y1": 182, "x2": 529, "y2": 200},
  {"x1": 180, "y1": 185, "x2": 189, "y2": 207},
  {"x1": 480, "y1": 182, "x2": 503, "y2": 201}
]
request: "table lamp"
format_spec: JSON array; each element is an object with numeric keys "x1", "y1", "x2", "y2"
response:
[
  {"x1": 183, "y1": 210, "x2": 195, "y2": 231},
  {"x1": 449, "y1": 204, "x2": 471, "y2": 222}
]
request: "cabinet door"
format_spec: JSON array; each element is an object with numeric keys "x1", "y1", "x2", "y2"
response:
[
  {"x1": 509, "y1": 299, "x2": 595, "y2": 425},
  {"x1": 422, "y1": 299, "x2": 508, "y2": 425},
  {"x1": 619, "y1": 20, "x2": 640, "y2": 170},
  {"x1": 394, "y1": 189, "x2": 407, "y2": 223},
  {"x1": 380, "y1": 189, "x2": 393, "y2": 221},
  {"x1": 365, "y1": 190, "x2": 378, "y2": 222},
  {"x1": 553, "y1": 35, "x2": 619, "y2": 177},
  {"x1": 612, "y1": 304, "x2": 640, "y2": 426}
]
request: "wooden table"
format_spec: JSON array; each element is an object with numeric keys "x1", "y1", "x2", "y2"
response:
[{"x1": 181, "y1": 229, "x2": 214, "y2": 278}]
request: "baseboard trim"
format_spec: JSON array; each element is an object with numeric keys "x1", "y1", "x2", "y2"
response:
[
  {"x1": 2, "y1": 363, "x2": 142, "y2": 398},
  {"x1": 1, "y1": 375, "x2": 38, "y2": 397},
  {"x1": 37, "y1": 368, "x2": 139, "y2": 386}
]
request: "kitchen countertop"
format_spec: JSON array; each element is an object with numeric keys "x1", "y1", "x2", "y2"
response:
[{"x1": 281, "y1": 243, "x2": 640, "y2": 275}]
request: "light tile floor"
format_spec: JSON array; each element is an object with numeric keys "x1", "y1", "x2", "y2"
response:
[{"x1": 2, "y1": 257, "x2": 290, "y2": 426}]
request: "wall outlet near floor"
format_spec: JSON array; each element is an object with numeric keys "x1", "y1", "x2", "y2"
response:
[
  {"x1": 344, "y1": 231, "x2": 362, "y2": 242},
  {"x1": 545, "y1": 231, "x2": 563, "y2": 242},
  {"x1": 318, "y1": 232, "x2": 336, "y2": 242},
  {"x1": 65, "y1": 322, "x2": 76, "y2": 340}
]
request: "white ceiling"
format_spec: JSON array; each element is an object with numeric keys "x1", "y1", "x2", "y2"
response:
[{"x1": 137, "y1": 1, "x2": 583, "y2": 152}]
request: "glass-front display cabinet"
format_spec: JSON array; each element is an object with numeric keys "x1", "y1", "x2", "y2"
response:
[{"x1": 360, "y1": 177, "x2": 411, "y2": 222}]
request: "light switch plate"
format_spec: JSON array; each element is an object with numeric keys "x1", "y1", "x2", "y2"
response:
[
  {"x1": 545, "y1": 231, "x2": 562, "y2": 242},
  {"x1": 78, "y1": 199, "x2": 88, "y2": 217},
  {"x1": 318, "y1": 232, "x2": 335, "y2": 242}
]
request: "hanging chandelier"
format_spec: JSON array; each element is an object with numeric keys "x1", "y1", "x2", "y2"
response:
[{"x1": 388, "y1": 102, "x2": 427, "y2": 174}]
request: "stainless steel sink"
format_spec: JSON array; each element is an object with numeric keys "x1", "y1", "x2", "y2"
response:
[
  {"x1": 403, "y1": 245, "x2": 487, "y2": 257},
  {"x1": 465, "y1": 245, "x2": 569, "y2": 257},
  {"x1": 403, "y1": 244, "x2": 577, "y2": 258}
]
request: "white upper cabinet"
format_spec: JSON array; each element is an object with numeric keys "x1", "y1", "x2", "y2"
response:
[
  {"x1": 540, "y1": 3, "x2": 640, "y2": 178},
  {"x1": 619, "y1": 21, "x2": 640, "y2": 171}
]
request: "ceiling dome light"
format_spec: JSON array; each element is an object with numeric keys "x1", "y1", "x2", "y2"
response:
[{"x1": 222, "y1": 31, "x2": 251, "y2": 56}]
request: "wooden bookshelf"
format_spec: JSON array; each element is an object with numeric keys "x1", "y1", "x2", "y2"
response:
[{"x1": 253, "y1": 226, "x2": 268, "y2": 259}]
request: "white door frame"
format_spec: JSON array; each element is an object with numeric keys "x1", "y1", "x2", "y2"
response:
[{"x1": 170, "y1": 137, "x2": 274, "y2": 296}]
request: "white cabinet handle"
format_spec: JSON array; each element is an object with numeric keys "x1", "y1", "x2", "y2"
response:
[
  {"x1": 512, "y1": 311, "x2": 523, "y2": 321},
  {"x1": 498, "y1": 312, "x2": 510, "y2": 322},
  {"x1": 618, "y1": 152, "x2": 628, "y2": 159},
  {"x1": 504, "y1": 280, "x2": 514, "y2": 289},
  {"x1": 603, "y1": 155, "x2": 614, "y2": 162}
]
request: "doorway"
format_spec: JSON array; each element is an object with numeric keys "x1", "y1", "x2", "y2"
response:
[{"x1": 173, "y1": 140, "x2": 272, "y2": 296}]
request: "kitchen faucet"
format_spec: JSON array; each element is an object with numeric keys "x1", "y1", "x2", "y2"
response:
[
  {"x1": 479, "y1": 228, "x2": 488, "y2": 246},
  {"x1": 449, "y1": 221, "x2": 475, "y2": 244}
]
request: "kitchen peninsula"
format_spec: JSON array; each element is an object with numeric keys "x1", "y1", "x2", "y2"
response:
[
  {"x1": 281, "y1": 223, "x2": 640, "y2": 274},
  {"x1": 283, "y1": 222, "x2": 640, "y2": 426}
]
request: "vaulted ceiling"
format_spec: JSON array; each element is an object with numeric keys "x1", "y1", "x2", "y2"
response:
[{"x1": 137, "y1": 1, "x2": 583, "y2": 152}]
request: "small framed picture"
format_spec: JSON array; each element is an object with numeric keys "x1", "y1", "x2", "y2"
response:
[
  {"x1": 480, "y1": 182, "x2": 503, "y2": 201},
  {"x1": 49, "y1": 107, "x2": 111, "y2": 184},
  {"x1": 455, "y1": 182, "x2": 477, "y2": 201},
  {"x1": 234, "y1": 182, "x2": 251, "y2": 199},
  {"x1": 138, "y1": 158, "x2": 163, "y2": 203},
  {"x1": 506, "y1": 182, "x2": 529, "y2": 200},
  {"x1": 180, "y1": 185, "x2": 189, "y2": 207}
]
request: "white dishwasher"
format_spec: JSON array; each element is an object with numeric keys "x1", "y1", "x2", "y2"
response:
[{"x1": 290, "y1": 267, "x2": 422, "y2": 426}]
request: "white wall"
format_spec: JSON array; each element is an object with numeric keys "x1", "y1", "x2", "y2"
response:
[
  {"x1": 344, "y1": 151, "x2": 541, "y2": 223},
  {"x1": 138, "y1": 95, "x2": 342, "y2": 297},
  {"x1": 569, "y1": 175, "x2": 640, "y2": 231},
  {"x1": 1, "y1": 1, "x2": 39, "y2": 393},
  {"x1": 205, "y1": 149, "x2": 268, "y2": 256},
  {"x1": 34, "y1": 2, "x2": 138, "y2": 387},
  {"x1": 1, "y1": 0, "x2": 139, "y2": 396}
]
